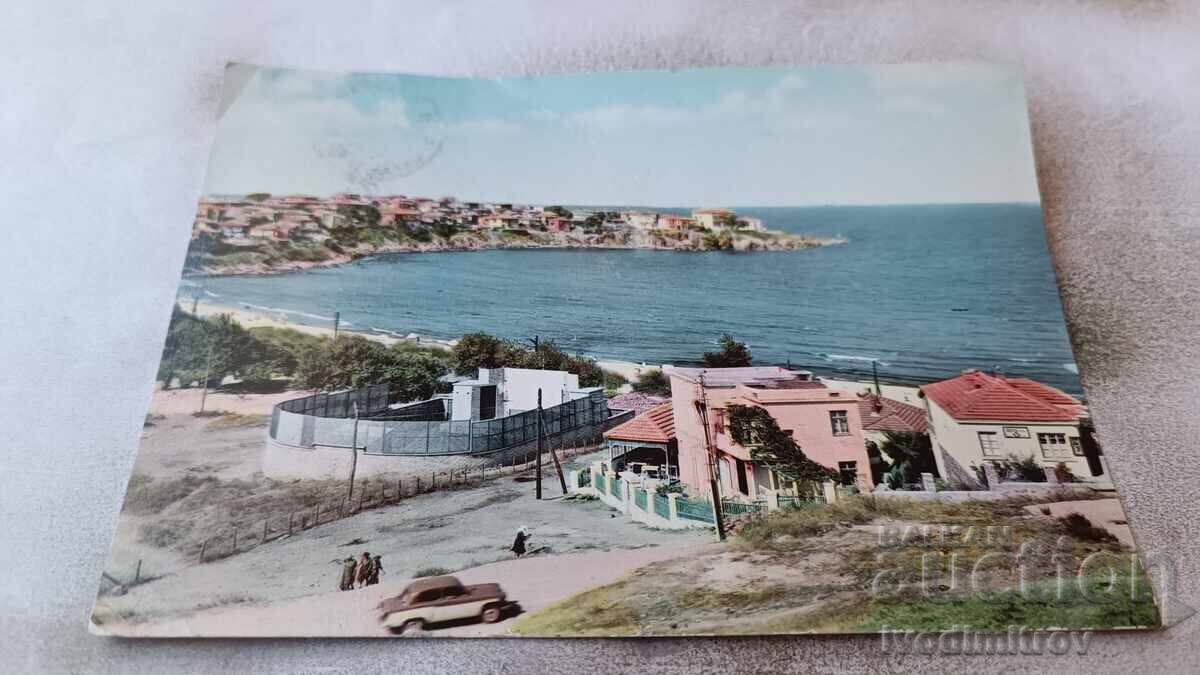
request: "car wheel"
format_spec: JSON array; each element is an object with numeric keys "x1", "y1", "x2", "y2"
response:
[
  {"x1": 481, "y1": 605, "x2": 502, "y2": 623},
  {"x1": 400, "y1": 619, "x2": 425, "y2": 635}
]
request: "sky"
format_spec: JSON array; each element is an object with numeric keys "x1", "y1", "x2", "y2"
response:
[{"x1": 204, "y1": 62, "x2": 1041, "y2": 207}]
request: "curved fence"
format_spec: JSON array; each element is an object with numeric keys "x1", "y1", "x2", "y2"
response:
[{"x1": 269, "y1": 384, "x2": 613, "y2": 457}]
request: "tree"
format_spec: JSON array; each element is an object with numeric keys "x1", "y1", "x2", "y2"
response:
[
  {"x1": 245, "y1": 193, "x2": 271, "y2": 202},
  {"x1": 157, "y1": 309, "x2": 272, "y2": 388},
  {"x1": 632, "y1": 369, "x2": 671, "y2": 395},
  {"x1": 295, "y1": 336, "x2": 447, "y2": 402},
  {"x1": 726, "y1": 404, "x2": 836, "y2": 484},
  {"x1": 545, "y1": 205, "x2": 574, "y2": 220},
  {"x1": 431, "y1": 220, "x2": 457, "y2": 240},
  {"x1": 702, "y1": 334, "x2": 752, "y2": 367},
  {"x1": 451, "y1": 332, "x2": 523, "y2": 375},
  {"x1": 876, "y1": 431, "x2": 938, "y2": 486},
  {"x1": 450, "y1": 332, "x2": 604, "y2": 386}
]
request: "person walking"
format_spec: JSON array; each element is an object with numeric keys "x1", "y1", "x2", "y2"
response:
[
  {"x1": 354, "y1": 552, "x2": 372, "y2": 589},
  {"x1": 338, "y1": 557, "x2": 357, "y2": 591},
  {"x1": 366, "y1": 555, "x2": 383, "y2": 586},
  {"x1": 510, "y1": 526, "x2": 529, "y2": 558}
]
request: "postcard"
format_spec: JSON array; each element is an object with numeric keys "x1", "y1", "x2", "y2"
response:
[{"x1": 92, "y1": 62, "x2": 1160, "y2": 638}]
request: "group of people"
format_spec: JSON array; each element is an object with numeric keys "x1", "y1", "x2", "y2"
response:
[{"x1": 339, "y1": 551, "x2": 383, "y2": 591}]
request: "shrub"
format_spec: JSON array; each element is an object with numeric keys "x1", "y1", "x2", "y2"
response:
[
  {"x1": 1059, "y1": 512, "x2": 1116, "y2": 543},
  {"x1": 1054, "y1": 462, "x2": 1078, "y2": 483},
  {"x1": 601, "y1": 370, "x2": 628, "y2": 392},
  {"x1": 414, "y1": 566, "x2": 451, "y2": 578},
  {"x1": 632, "y1": 369, "x2": 670, "y2": 395}
]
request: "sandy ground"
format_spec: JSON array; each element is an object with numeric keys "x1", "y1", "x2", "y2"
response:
[
  {"x1": 1023, "y1": 498, "x2": 1135, "y2": 549},
  {"x1": 147, "y1": 387, "x2": 307, "y2": 417},
  {"x1": 93, "y1": 447, "x2": 712, "y2": 635},
  {"x1": 136, "y1": 410, "x2": 272, "y2": 478},
  {"x1": 101, "y1": 543, "x2": 719, "y2": 637}
]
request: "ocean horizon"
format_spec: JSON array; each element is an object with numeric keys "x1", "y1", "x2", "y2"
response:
[{"x1": 183, "y1": 202, "x2": 1084, "y2": 396}]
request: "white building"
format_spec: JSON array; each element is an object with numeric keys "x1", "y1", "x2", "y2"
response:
[
  {"x1": 920, "y1": 370, "x2": 1112, "y2": 489},
  {"x1": 450, "y1": 367, "x2": 589, "y2": 421}
]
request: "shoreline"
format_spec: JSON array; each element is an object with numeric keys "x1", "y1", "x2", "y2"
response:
[
  {"x1": 187, "y1": 234, "x2": 848, "y2": 278},
  {"x1": 182, "y1": 298, "x2": 913, "y2": 396}
]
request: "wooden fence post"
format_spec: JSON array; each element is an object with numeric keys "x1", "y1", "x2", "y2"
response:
[
  {"x1": 397, "y1": 478, "x2": 403, "y2": 501},
  {"x1": 134, "y1": 559, "x2": 142, "y2": 584},
  {"x1": 315, "y1": 504, "x2": 322, "y2": 526},
  {"x1": 262, "y1": 519, "x2": 269, "y2": 543},
  {"x1": 232, "y1": 528, "x2": 238, "y2": 552},
  {"x1": 199, "y1": 539, "x2": 208, "y2": 563},
  {"x1": 287, "y1": 512, "x2": 294, "y2": 535}
]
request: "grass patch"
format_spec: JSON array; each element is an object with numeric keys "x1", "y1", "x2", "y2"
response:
[
  {"x1": 511, "y1": 580, "x2": 640, "y2": 636},
  {"x1": 853, "y1": 570, "x2": 1159, "y2": 631},
  {"x1": 413, "y1": 566, "x2": 451, "y2": 578},
  {"x1": 206, "y1": 412, "x2": 270, "y2": 430}
]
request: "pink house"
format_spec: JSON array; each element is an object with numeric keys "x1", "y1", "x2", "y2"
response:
[{"x1": 665, "y1": 366, "x2": 872, "y2": 501}]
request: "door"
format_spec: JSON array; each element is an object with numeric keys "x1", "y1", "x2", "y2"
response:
[
  {"x1": 478, "y1": 385, "x2": 497, "y2": 421},
  {"x1": 735, "y1": 459, "x2": 749, "y2": 495}
]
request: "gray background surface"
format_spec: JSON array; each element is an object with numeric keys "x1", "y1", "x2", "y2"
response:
[{"x1": 2, "y1": 1, "x2": 1198, "y2": 673}]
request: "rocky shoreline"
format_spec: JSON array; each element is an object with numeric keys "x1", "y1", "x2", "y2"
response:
[{"x1": 188, "y1": 229, "x2": 847, "y2": 277}]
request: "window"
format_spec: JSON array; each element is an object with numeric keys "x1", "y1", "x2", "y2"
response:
[
  {"x1": 1038, "y1": 432, "x2": 1071, "y2": 459},
  {"x1": 838, "y1": 461, "x2": 858, "y2": 486},
  {"x1": 1070, "y1": 436, "x2": 1084, "y2": 457},
  {"x1": 1003, "y1": 426, "x2": 1030, "y2": 439},
  {"x1": 829, "y1": 410, "x2": 850, "y2": 435},
  {"x1": 977, "y1": 431, "x2": 1002, "y2": 456}
]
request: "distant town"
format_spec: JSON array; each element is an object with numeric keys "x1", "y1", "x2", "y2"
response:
[{"x1": 188, "y1": 193, "x2": 843, "y2": 275}]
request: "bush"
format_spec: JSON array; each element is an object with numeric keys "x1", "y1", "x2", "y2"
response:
[
  {"x1": 414, "y1": 566, "x2": 451, "y2": 578},
  {"x1": 602, "y1": 370, "x2": 628, "y2": 392},
  {"x1": 632, "y1": 369, "x2": 670, "y2": 395},
  {"x1": 1054, "y1": 462, "x2": 1078, "y2": 483},
  {"x1": 1059, "y1": 512, "x2": 1116, "y2": 543}
]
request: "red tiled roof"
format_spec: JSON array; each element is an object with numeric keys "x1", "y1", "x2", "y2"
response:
[
  {"x1": 604, "y1": 403, "x2": 675, "y2": 444},
  {"x1": 920, "y1": 371, "x2": 1081, "y2": 423},
  {"x1": 858, "y1": 394, "x2": 928, "y2": 433}
]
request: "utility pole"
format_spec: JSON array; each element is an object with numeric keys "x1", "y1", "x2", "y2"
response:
[
  {"x1": 694, "y1": 377, "x2": 727, "y2": 541},
  {"x1": 872, "y1": 359, "x2": 881, "y2": 396},
  {"x1": 199, "y1": 340, "x2": 214, "y2": 413},
  {"x1": 333, "y1": 311, "x2": 341, "y2": 339},
  {"x1": 535, "y1": 389, "x2": 544, "y2": 499},
  {"x1": 548, "y1": 390, "x2": 568, "y2": 495},
  {"x1": 348, "y1": 403, "x2": 359, "y2": 500}
]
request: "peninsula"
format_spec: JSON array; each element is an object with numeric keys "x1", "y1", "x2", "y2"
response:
[{"x1": 187, "y1": 194, "x2": 845, "y2": 275}]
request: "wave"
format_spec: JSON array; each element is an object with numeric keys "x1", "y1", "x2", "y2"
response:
[
  {"x1": 1063, "y1": 363, "x2": 1079, "y2": 374},
  {"x1": 240, "y1": 303, "x2": 338, "y2": 324},
  {"x1": 822, "y1": 353, "x2": 889, "y2": 367},
  {"x1": 203, "y1": 290, "x2": 222, "y2": 298}
]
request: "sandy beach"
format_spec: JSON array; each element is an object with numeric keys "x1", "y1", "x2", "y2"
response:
[{"x1": 186, "y1": 297, "x2": 451, "y2": 349}]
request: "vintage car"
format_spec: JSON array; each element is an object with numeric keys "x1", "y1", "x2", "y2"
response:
[{"x1": 378, "y1": 575, "x2": 508, "y2": 634}]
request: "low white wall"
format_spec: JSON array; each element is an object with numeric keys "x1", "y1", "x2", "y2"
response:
[{"x1": 871, "y1": 484, "x2": 1097, "y2": 503}]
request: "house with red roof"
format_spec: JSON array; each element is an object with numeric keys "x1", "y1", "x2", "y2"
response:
[
  {"x1": 665, "y1": 366, "x2": 873, "y2": 501},
  {"x1": 603, "y1": 402, "x2": 677, "y2": 479},
  {"x1": 919, "y1": 370, "x2": 1110, "y2": 489}
]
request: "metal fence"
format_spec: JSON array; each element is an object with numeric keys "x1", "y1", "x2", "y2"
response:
[
  {"x1": 277, "y1": 384, "x2": 395, "y2": 418},
  {"x1": 720, "y1": 499, "x2": 767, "y2": 515},
  {"x1": 653, "y1": 492, "x2": 671, "y2": 519},
  {"x1": 674, "y1": 496, "x2": 716, "y2": 523},
  {"x1": 271, "y1": 385, "x2": 612, "y2": 457}
]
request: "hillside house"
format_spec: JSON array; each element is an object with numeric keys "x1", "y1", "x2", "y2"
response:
[
  {"x1": 692, "y1": 208, "x2": 737, "y2": 229},
  {"x1": 665, "y1": 366, "x2": 872, "y2": 501},
  {"x1": 920, "y1": 370, "x2": 1111, "y2": 489}
]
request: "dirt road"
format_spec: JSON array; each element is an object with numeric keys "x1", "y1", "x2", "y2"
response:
[{"x1": 103, "y1": 543, "x2": 717, "y2": 637}]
